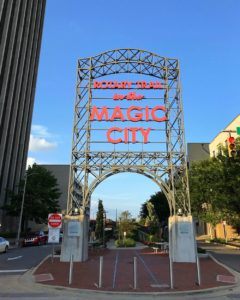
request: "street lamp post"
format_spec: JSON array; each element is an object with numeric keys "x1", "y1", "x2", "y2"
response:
[
  {"x1": 118, "y1": 217, "x2": 121, "y2": 241},
  {"x1": 16, "y1": 171, "x2": 37, "y2": 247},
  {"x1": 16, "y1": 174, "x2": 28, "y2": 247},
  {"x1": 103, "y1": 210, "x2": 106, "y2": 247}
]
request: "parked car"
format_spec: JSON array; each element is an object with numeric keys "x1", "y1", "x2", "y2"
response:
[
  {"x1": 22, "y1": 230, "x2": 47, "y2": 247},
  {"x1": 0, "y1": 237, "x2": 9, "y2": 253}
]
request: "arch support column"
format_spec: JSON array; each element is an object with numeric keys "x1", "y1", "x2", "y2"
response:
[
  {"x1": 168, "y1": 215, "x2": 196, "y2": 263},
  {"x1": 60, "y1": 214, "x2": 89, "y2": 262}
]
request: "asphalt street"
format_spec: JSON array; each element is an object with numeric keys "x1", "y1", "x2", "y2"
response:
[{"x1": 0, "y1": 243, "x2": 53, "y2": 274}]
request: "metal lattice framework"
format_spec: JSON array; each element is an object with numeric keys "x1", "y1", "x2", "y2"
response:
[{"x1": 67, "y1": 49, "x2": 191, "y2": 217}]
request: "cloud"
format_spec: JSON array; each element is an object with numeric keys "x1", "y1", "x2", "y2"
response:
[
  {"x1": 29, "y1": 124, "x2": 58, "y2": 152},
  {"x1": 26, "y1": 157, "x2": 37, "y2": 168},
  {"x1": 29, "y1": 134, "x2": 57, "y2": 152},
  {"x1": 31, "y1": 125, "x2": 52, "y2": 138}
]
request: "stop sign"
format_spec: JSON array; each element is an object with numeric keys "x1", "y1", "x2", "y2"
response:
[{"x1": 48, "y1": 213, "x2": 62, "y2": 229}]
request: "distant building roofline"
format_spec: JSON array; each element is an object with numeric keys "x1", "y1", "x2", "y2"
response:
[
  {"x1": 210, "y1": 114, "x2": 240, "y2": 144},
  {"x1": 40, "y1": 164, "x2": 70, "y2": 166},
  {"x1": 187, "y1": 142, "x2": 209, "y2": 145}
]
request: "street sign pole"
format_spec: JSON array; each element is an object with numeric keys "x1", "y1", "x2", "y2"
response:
[{"x1": 48, "y1": 213, "x2": 62, "y2": 258}]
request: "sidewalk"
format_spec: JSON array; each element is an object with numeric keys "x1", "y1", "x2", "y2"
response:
[{"x1": 197, "y1": 235, "x2": 240, "y2": 249}]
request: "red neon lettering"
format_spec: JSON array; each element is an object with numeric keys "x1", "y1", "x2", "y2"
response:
[
  {"x1": 101, "y1": 81, "x2": 108, "y2": 89},
  {"x1": 126, "y1": 82, "x2": 132, "y2": 89},
  {"x1": 90, "y1": 106, "x2": 108, "y2": 121},
  {"x1": 151, "y1": 106, "x2": 167, "y2": 122},
  {"x1": 140, "y1": 128, "x2": 151, "y2": 143},
  {"x1": 90, "y1": 106, "x2": 167, "y2": 122},
  {"x1": 113, "y1": 94, "x2": 125, "y2": 100},
  {"x1": 93, "y1": 81, "x2": 101, "y2": 88},
  {"x1": 155, "y1": 81, "x2": 163, "y2": 89},
  {"x1": 124, "y1": 128, "x2": 128, "y2": 144},
  {"x1": 113, "y1": 93, "x2": 143, "y2": 101},
  {"x1": 136, "y1": 81, "x2": 141, "y2": 89},
  {"x1": 145, "y1": 106, "x2": 150, "y2": 121},
  {"x1": 93, "y1": 81, "x2": 133, "y2": 89},
  {"x1": 126, "y1": 92, "x2": 144, "y2": 100},
  {"x1": 108, "y1": 82, "x2": 114, "y2": 88},
  {"x1": 94, "y1": 81, "x2": 162, "y2": 89},
  {"x1": 127, "y1": 106, "x2": 143, "y2": 122},
  {"x1": 107, "y1": 127, "x2": 151, "y2": 144},
  {"x1": 148, "y1": 82, "x2": 154, "y2": 89},
  {"x1": 136, "y1": 81, "x2": 163, "y2": 89},
  {"x1": 129, "y1": 128, "x2": 139, "y2": 143},
  {"x1": 107, "y1": 127, "x2": 122, "y2": 144},
  {"x1": 110, "y1": 106, "x2": 125, "y2": 121},
  {"x1": 117, "y1": 82, "x2": 124, "y2": 89},
  {"x1": 122, "y1": 82, "x2": 128, "y2": 89}
]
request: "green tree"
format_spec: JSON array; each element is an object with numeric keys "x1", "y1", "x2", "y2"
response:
[
  {"x1": 118, "y1": 210, "x2": 136, "y2": 239},
  {"x1": 218, "y1": 151, "x2": 240, "y2": 226},
  {"x1": 189, "y1": 158, "x2": 225, "y2": 238},
  {"x1": 140, "y1": 191, "x2": 170, "y2": 225},
  {"x1": 95, "y1": 199, "x2": 104, "y2": 240},
  {"x1": 3, "y1": 164, "x2": 61, "y2": 232},
  {"x1": 145, "y1": 201, "x2": 159, "y2": 234},
  {"x1": 189, "y1": 153, "x2": 240, "y2": 236}
]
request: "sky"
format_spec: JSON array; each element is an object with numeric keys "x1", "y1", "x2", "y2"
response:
[{"x1": 28, "y1": 0, "x2": 240, "y2": 219}]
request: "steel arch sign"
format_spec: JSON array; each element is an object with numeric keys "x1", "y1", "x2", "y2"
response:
[{"x1": 67, "y1": 49, "x2": 191, "y2": 217}]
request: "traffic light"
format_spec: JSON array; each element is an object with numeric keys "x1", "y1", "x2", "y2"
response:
[{"x1": 228, "y1": 136, "x2": 236, "y2": 157}]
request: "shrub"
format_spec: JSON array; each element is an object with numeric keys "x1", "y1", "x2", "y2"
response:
[
  {"x1": 115, "y1": 239, "x2": 123, "y2": 247},
  {"x1": 197, "y1": 247, "x2": 206, "y2": 254},
  {"x1": 115, "y1": 238, "x2": 136, "y2": 247},
  {"x1": 210, "y1": 238, "x2": 226, "y2": 244},
  {"x1": 148, "y1": 234, "x2": 159, "y2": 243},
  {"x1": 124, "y1": 238, "x2": 136, "y2": 247}
]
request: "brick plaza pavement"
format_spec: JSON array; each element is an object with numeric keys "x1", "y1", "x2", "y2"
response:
[{"x1": 33, "y1": 247, "x2": 236, "y2": 293}]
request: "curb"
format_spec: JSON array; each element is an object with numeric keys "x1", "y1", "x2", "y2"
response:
[
  {"x1": 225, "y1": 244, "x2": 240, "y2": 250},
  {"x1": 201, "y1": 241, "x2": 240, "y2": 250},
  {"x1": 33, "y1": 282, "x2": 238, "y2": 297},
  {"x1": 19, "y1": 254, "x2": 240, "y2": 297},
  {"x1": 207, "y1": 252, "x2": 240, "y2": 282},
  {"x1": 18, "y1": 254, "x2": 52, "y2": 288}
]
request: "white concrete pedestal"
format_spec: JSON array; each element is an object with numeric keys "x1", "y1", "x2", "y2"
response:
[
  {"x1": 168, "y1": 215, "x2": 196, "y2": 263},
  {"x1": 60, "y1": 214, "x2": 89, "y2": 262}
]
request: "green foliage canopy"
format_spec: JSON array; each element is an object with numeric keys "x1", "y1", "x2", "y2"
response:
[
  {"x1": 118, "y1": 210, "x2": 137, "y2": 239},
  {"x1": 145, "y1": 201, "x2": 159, "y2": 234},
  {"x1": 95, "y1": 199, "x2": 104, "y2": 240},
  {"x1": 189, "y1": 151, "x2": 240, "y2": 227},
  {"x1": 3, "y1": 164, "x2": 61, "y2": 231},
  {"x1": 139, "y1": 191, "x2": 170, "y2": 225}
]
